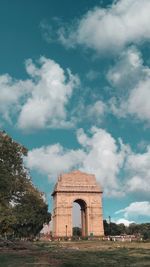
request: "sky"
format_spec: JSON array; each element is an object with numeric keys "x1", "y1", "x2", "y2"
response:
[{"x1": 0, "y1": 0, "x2": 150, "y2": 227}]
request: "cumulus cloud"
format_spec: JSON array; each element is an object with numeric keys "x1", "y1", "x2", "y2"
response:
[
  {"x1": 107, "y1": 46, "x2": 144, "y2": 92},
  {"x1": 126, "y1": 79, "x2": 150, "y2": 122},
  {"x1": 115, "y1": 218, "x2": 134, "y2": 226},
  {"x1": 108, "y1": 47, "x2": 150, "y2": 123},
  {"x1": 25, "y1": 127, "x2": 128, "y2": 196},
  {"x1": 25, "y1": 143, "x2": 85, "y2": 178},
  {"x1": 77, "y1": 127, "x2": 127, "y2": 196},
  {"x1": 116, "y1": 201, "x2": 150, "y2": 219},
  {"x1": 0, "y1": 57, "x2": 79, "y2": 130},
  {"x1": 85, "y1": 100, "x2": 106, "y2": 123},
  {"x1": 70, "y1": 97, "x2": 107, "y2": 127},
  {"x1": 86, "y1": 100, "x2": 106, "y2": 119},
  {"x1": 0, "y1": 74, "x2": 32, "y2": 123},
  {"x1": 25, "y1": 125, "x2": 150, "y2": 197},
  {"x1": 125, "y1": 146, "x2": 150, "y2": 195},
  {"x1": 55, "y1": 0, "x2": 150, "y2": 53}
]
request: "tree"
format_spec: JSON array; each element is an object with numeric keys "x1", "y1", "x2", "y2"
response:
[
  {"x1": 138, "y1": 223, "x2": 150, "y2": 240},
  {"x1": 0, "y1": 131, "x2": 28, "y2": 206},
  {"x1": 103, "y1": 219, "x2": 150, "y2": 239},
  {"x1": 73, "y1": 227, "x2": 82, "y2": 237},
  {"x1": 103, "y1": 220, "x2": 110, "y2": 235},
  {"x1": 0, "y1": 131, "x2": 51, "y2": 238},
  {"x1": 103, "y1": 220, "x2": 123, "y2": 236},
  {"x1": 13, "y1": 187, "x2": 51, "y2": 238},
  {"x1": 127, "y1": 223, "x2": 140, "y2": 235}
]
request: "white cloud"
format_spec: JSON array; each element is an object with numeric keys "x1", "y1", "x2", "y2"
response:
[
  {"x1": 25, "y1": 127, "x2": 128, "y2": 196},
  {"x1": 0, "y1": 74, "x2": 32, "y2": 123},
  {"x1": 25, "y1": 125, "x2": 150, "y2": 197},
  {"x1": 126, "y1": 78, "x2": 150, "y2": 122},
  {"x1": 18, "y1": 57, "x2": 79, "y2": 130},
  {"x1": 116, "y1": 201, "x2": 150, "y2": 219},
  {"x1": 77, "y1": 127, "x2": 127, "y2": 196},
  {"x1": 57, "y1": 0, "x2": 150, "y2": 53},
  {"x1": 108, "y1": 47, "x2": 150, "y2": 123},
  {"x1": 0, "y1": 57, "x2": 79, "y2": 130},
  {"x1": 85, "y1": 100, "x2": 106, "y2": 123},
  {"x1": 25, "y1": 143, "x2": 85, "y2": 179},
  {"x1": 107, "y1": 46, "x2": 144, "y2": 92},
  {"x1": 115, "y1": 218, "x2": 134, "y2": 226},
  {"x1": 125, "y1": 146, "x2": 150, "y2": 194},
  {"x1": 70, "y1": 98, "x2": 107, "y2": 127}
]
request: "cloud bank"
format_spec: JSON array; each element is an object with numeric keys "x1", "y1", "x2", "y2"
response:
[
  {"x1": 125, "y1": 147, "x2": 150, "y2": 194},
  {"x1": 25, "y1": 127, "x2": 128, "y2": 197},
  {"x1": 108, "y1": 46, "x2": 150, "y2": 124},
  {"x1": 25, "y1": 126, "x2": 150, "y2": 198},
  {"x1": 54, "y1": 0, "x2": 150, "y2": 53},
  {"x1": 115, "y1": 218, "x2": 134, "y2": 226},
  {"x1": 0, "y1": 57, "x2": 79, "y2": 131},
  {"x1": 116, "y1": 201, "x2": 150, "y2": 220}
]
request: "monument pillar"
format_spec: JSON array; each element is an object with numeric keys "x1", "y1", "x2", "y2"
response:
[{"x1": 81, "y1": 208, "x2": 86, "y2": 236}]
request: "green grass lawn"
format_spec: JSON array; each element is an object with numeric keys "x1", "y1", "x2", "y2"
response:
[{"x1": 0, "y1": 241, "x2": 150, "y2": 267}]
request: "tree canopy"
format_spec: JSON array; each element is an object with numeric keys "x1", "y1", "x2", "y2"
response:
[
  {"x1": 0, "y1": 131, "x2": 51, "y2": 239},
  {"x1": 103, "y1": 220, "x2": 150, "y2": 240}
]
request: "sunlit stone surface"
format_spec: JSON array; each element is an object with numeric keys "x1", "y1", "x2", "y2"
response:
[{"x1": 52, "y1": 170, "x2": 104, "y2": 237}]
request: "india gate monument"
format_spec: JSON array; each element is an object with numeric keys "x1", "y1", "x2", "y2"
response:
[{"x1": 52, "y1": 170, "x2": 104, "y2": 238}]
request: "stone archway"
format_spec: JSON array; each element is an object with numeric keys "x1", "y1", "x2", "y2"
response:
[{"x1": 52, "y1": 170, "x2": 104, "y2": 238}]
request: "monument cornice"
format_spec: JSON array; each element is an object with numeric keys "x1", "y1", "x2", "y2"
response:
[{"x1": 52, "y1": 190, "x2": 103, "y2": 196}]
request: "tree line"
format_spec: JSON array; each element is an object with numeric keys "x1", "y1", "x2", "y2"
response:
[
  {"x1": 0, "y1": 131, "x2": 51, "y2": 239},
  {"x1": 73, "y1": 221, "x2": 150, "y2": 240},
  {"x1": 103, "y1": 220, "x2": 150, "y2": 239}
]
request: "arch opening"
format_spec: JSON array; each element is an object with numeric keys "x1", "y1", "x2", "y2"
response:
[{"x1": 72, "y1": 199, "x2": 87, "y2": 237}]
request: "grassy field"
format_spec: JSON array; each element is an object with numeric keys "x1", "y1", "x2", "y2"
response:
[{"x1": 0, "y1": 240, "x2": 150, "y2": 267}]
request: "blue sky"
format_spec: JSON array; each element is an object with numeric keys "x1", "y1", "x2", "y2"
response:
[{"x1": 1, "y1": 0, "x2": 150, "y2": 226}]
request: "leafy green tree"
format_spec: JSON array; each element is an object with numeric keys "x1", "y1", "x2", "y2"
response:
[
  {"x1": 103, "y1": 219, "x2": 150, "y2": 239},
  {"x1": 127, "y1": 223, "x2": 140, "y2": 235},
  {"x1": 138, "y1": 223, "x2": 150, "y2": 240},
  {"x1": 103, "y1": 220, "x2": 110, "y2": 235},
  {"x1": 0, "y1": 131, "x2": 51, "y2": 238},
  {"x1": 117, "y1": 223, "x2": 126, "y2": 235},
  {"x1": 103, "y1": 220, "x2": 123, "y2": 236},
  {"x1": 109, "y1": 222, "x2": 120, "y2": 235},
  {"x1": 0, "y1": 131, "x2": 28, "y2": 206},
  {"x1": 13, "y1": 188, "x2": 51, "y2": 238},
  {"x1": 73, "y1": 227, "x2": 82, "y2": 237}
]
